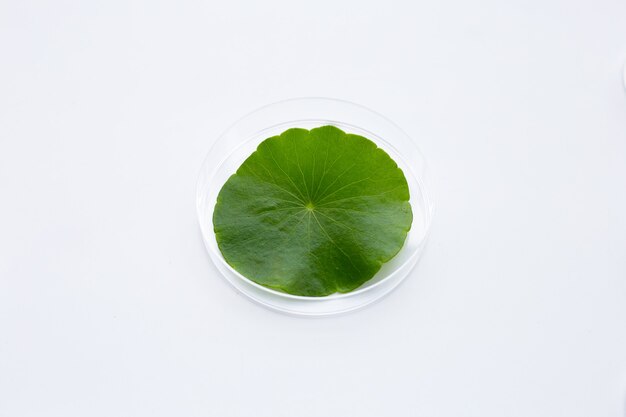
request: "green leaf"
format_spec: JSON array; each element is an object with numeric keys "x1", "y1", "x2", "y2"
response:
[{"x1": 213, "y1": 125, "x2": 412, "y2": 297}]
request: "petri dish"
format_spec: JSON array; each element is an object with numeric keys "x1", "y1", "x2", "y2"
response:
[{"x1": 196, "y1": 98, "x2": 434, "y2": 316}]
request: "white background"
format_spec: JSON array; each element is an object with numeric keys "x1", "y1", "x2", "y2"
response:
[{"x1": 1, "y1": 0, "x2": 625, "y2": 416}]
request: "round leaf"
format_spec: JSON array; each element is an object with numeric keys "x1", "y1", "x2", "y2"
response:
[{"x1": 213, "y1": 125, "x2": 412, "y2": 296}]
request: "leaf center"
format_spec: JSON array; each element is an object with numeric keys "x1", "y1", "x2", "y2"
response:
[{"x1": 305, "y1": 201, "x2": 315, "y2": 211}]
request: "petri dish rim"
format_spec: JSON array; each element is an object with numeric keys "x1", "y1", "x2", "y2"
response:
[{"x1": 196, "y1": 97, "x2": 434, "y2": 310}]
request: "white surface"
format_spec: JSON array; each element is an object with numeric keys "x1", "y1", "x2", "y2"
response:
[{"x1": 1, "y1": 0, "x2": 625, "y2": 416}]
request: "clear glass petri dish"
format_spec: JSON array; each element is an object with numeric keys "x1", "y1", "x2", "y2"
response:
[{"x1": 196, "y1": 98, "x2": 434, "y2": 316}]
